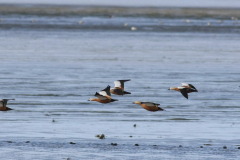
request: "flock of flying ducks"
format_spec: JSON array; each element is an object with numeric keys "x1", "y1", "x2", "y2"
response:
[
  {"x1": 88, "y1": 79, "x2": 198, "y2": 112},
  {"x1": 0, "y1": 80, "x2": 198, "y2": 112}
]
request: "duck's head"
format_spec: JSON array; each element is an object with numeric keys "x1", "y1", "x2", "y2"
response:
[
  {"x1": 88, "y1": 98, "x2": 95, "y2": 101},
  {"x1": 168, "y1": 87, "x2": 177, "y2": 90},
  {"x1": 133, "y1": 101, "x2": 141, "y2": 104}
]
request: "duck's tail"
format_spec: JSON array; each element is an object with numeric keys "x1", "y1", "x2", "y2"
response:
[
  {"x1": 158, "y1": 107, "x2": 165, "y2": 111},
  {"x1": 123, "y1": 91, "x2": 131, "y2": 94},
  {"x1": 111, "y1": 99, "x2": 118, "y2": 102},
  {"x1": 6, "y1": 107, "x2": 13, "y2": 111}
]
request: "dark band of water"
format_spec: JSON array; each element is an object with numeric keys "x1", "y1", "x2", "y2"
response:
[{"x1": 1, "y1": 4, "x2": 240, "y2": 18}]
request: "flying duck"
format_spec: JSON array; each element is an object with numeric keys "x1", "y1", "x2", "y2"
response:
[
  {"x1": 133, "y1": 101, "x2": 164, "y2": 112},
  {"x1": 168, "y1": 83, "x2": 198, "y2": 99},
  {"x1": 0, "y1": 99, "x2": 15, "y2": 111},
  {"x1": 110, "y1": 79, "x2": 131, "y2": 95},
  {"x1": 88, "y1": 85, "x2": 118, "y2": 103}
]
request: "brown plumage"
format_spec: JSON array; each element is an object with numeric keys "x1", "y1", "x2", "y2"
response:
[
  {"x1": 110, "y1": 79, "x2": 131, "y2": 95},
  {"x1": 0, "y1": 99, "x2": 15, "y2": 111},
  {"x1": 168, "y1": 83, "x2": 198, "y2": 99},
  {"x1": 133, "y1": 101, "x2": 164, "y2": 112},
  {"x1": 88, "y1": 86, "x2": 118, "y2": 104}
]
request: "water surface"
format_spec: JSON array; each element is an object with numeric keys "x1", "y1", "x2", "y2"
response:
[{"x1": 0, "y1": 5, "x2": 240, "y2": 160}]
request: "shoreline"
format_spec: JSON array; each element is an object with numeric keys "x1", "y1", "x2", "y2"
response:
[{"x1": 0, "y1": 4, "x2": 240, "y2": 18}]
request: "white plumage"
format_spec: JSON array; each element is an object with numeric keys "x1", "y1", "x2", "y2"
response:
[
  {"x1": 181, "y1": 83, "x2": 189, "y2": 87},
  {"x1": 114, "y1": 81, "x2": 121, "y2": 88},
  {"x1": 177, "y1": 87, "x2": 185, "y2": 89},
  {"x1": 99, "y1": 91, "x2": 108, "y2": 96}
]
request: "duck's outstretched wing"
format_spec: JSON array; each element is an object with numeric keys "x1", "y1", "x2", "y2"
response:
[
  {"x1": 0, "y1": 99, "x2": 15, "y2": 106},
  {"x1": 94, "y1": 92, "x2": 109, "y2": 100},
  {"x1": 189, "y1": 84, "x2": 197, "y2": 91},
  {"x1": 0, "y1": 101, "x2": 3, "y2": 107},
  {"x1": 100, "y1": 85, "x2": 111, "y2": 96},
  {"x1": 181, "y1": 83, "x2": 190, "y2": 87},
  {"x1": 114, "y1": 81, "x2": 121, "y2": 88},
  {"x1": 115, "y1": 79, "x2": 130, "y2": 90},
  {"x1": 182, "y1": 83, "x2": 197, "y2": 91},
  {"x1": 179, "y1": 88, "x2": 189, "y2": 99}
]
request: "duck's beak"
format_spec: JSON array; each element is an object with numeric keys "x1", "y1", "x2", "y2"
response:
[
  {"x1": 132, "y1": 102, "x2": 135, "y2": 104},
  {"x1": 168, "y1": 89, "x2": 170, "y2": 90}
]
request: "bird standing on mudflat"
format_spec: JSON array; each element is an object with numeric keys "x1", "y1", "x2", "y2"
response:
[
  {"x1": 88, "y1": 85, "x2": 118, "y2": 104},
  {"x1": 168, "y1": 83, "x2": 198, "y2": 99},
  {"x1": 0, "y1": 99, "x2": 15, "y2": 111},
  {"x1": 110, "y1": 79, "x2": 131, "y2": 95}
]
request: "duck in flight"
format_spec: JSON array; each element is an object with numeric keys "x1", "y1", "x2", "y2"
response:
[
  {"x1": 110, "y1": 79, "x2": 131, "y2": 95},
  {"x1": 133, "y1": 101, "x2": 164, "y2": 112},
  {"x1": 88, "y1": 85, "x2": 118, "y2": 104},
  {"x1": 168, "y1": 83, "x2": 198, "y2": 99},
  {"x1": 0, "y1": 99, "x2": 15, "y2": 111}
]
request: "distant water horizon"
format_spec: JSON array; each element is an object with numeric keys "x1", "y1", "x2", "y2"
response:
[
  {"x1": 1, "y1": 4, "x2": 240, "y2": 19},
  {"x1": 1, "y1": 0, "x2": 240, "y2": 8}
]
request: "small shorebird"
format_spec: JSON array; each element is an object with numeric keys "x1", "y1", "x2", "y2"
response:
[
  {"x1": 0, "y1": 99, "x2": 15, "y2": 111},
  {"x1": 168, "y1": 83, "x2": 198, "y2": 99},
  {"x1": 110, "y1": 79, "x2": 131, "y2": 95},
  {"x1": 133, "y1": 101, "x2": 164, "y2": 112},
  {"x1": 88, "y1": 85, "x2": 118, "y2": 104}
]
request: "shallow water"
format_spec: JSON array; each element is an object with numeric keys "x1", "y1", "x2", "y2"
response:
[{"x1": 0, "y1": 5, "x2": 240, "y2": 160}]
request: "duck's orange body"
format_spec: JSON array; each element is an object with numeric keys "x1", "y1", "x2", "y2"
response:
[
  {"x1": 88, "y1": 86, "x2": 118, "y2": 104},
  {"x1": 0, "y1": 99, "x2": 14, "y2": 111},
  {"x1": 133, "y1": 101, "x2": 164, "y2": 112},
  {"x1": 140, "y1": 104, "x2": 160, "y2": 112},
  {"x1": 110, "y1": 80, "x2": 131, "y2": 95},
  {"x1": 0, "y1": 105, "x2": 12, "y2": 111},
  {"x1": 110, "y1": 87, "x2": 122, "y2": 95},
  {"x1": 89, "y1": 98, "x2": 114, "y2": 104},
  {"x1": 172, "y1": 87, "x2": 192, "y2": 93}
]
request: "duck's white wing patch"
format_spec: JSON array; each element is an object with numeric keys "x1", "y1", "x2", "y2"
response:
[
  {"x1": 114, "y1": 81, "x2": 121, "y2": 88},
  {"x1": 0, "y1": 101, "x2": 3, "y2": 107},
  {"x1": 178, "y1": 87, "x2": 186, "y2": 89},
  {"x1": 181, "y1": 83, "x2": 189, "y2": 87},
  {"x1": 99, "y1": 91, "x2": 108, "y2": 96}
]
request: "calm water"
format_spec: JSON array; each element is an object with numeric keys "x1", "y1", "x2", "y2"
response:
[{"x1": 0, "y1": 5, "x2": 240, "y2": 160}]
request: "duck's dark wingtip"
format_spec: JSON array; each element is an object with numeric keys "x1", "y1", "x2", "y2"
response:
[
  {"x1": 111, "y1": 99, "x2": 118, "y2": 102},
  {"x1": 158, "y1": 107, "x2": 164, "y2": 111},
  {"x1": 6, "y1": 107, "x2": 13, "y2": 111},
  {"x1": 118, "y1": 79, "x2": 131, "y2": 82},
  {"x1": 123, "y1": 91, "x2": 131, "y2": 94},
  {"x1": 102, "y1": 85, "x2": 111, "y2": 92},
  {"x1": 95, "y1": 92, "x2": 100, "y2": 96}
]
